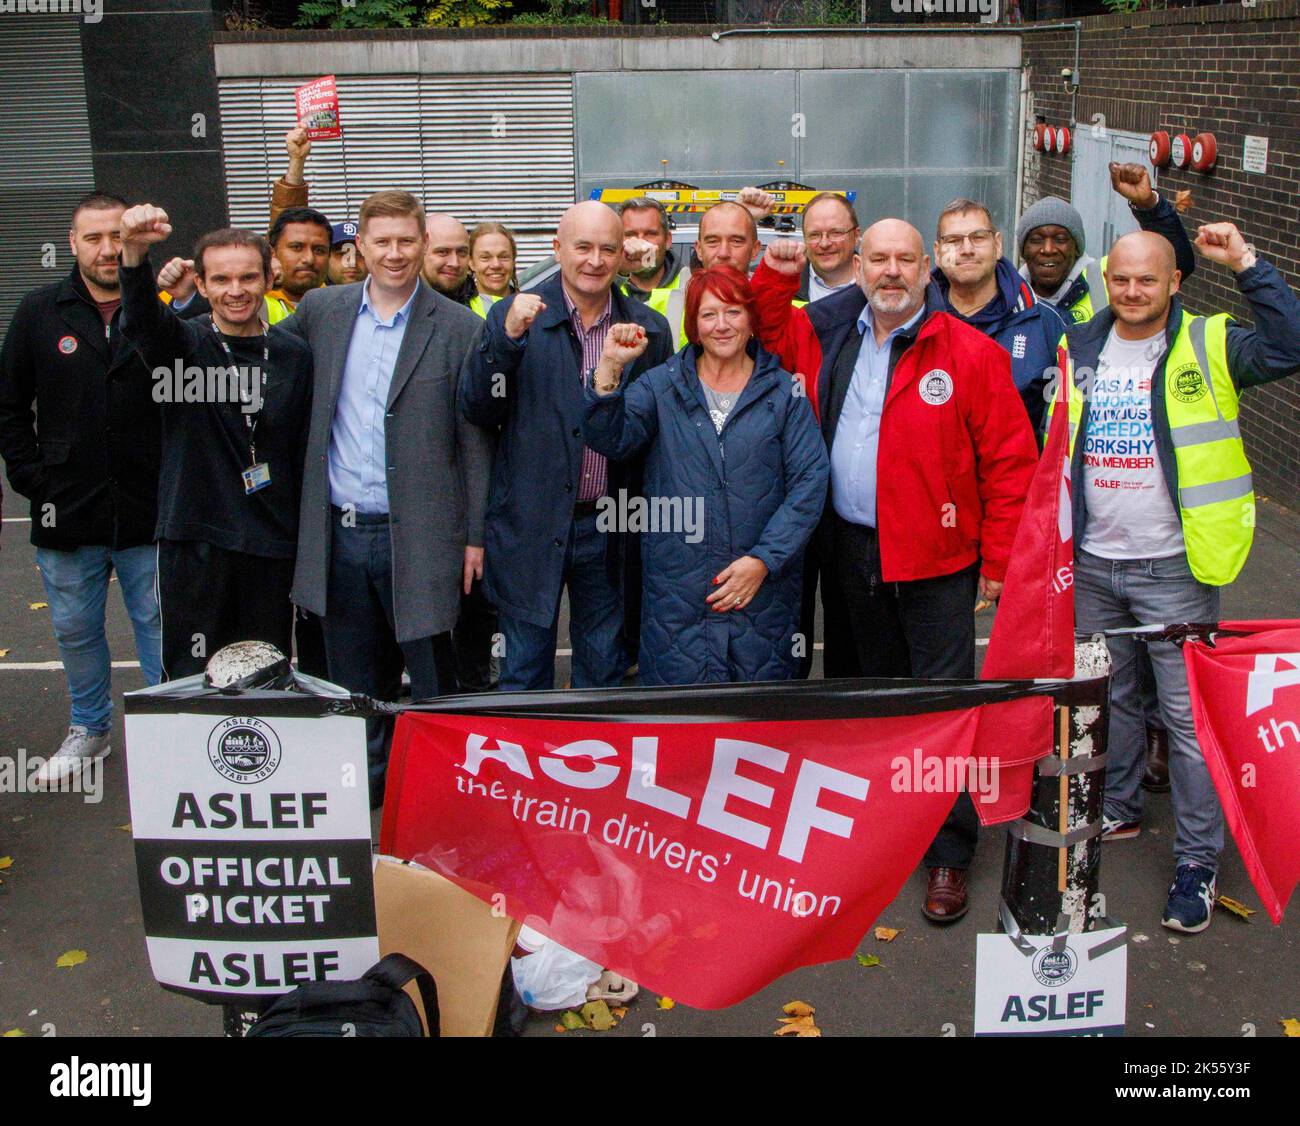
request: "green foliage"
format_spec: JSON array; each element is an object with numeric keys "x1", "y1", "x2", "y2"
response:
[
  {"x1": 1099, "y1": 0, "x2": 1143, "y2": 12},
  {"x1": 426, "y1": 0, "x2": 512, "y2": 26},
  {"x1": 295, "y1": 0, "x2": 420, "y2": 29},
  {"x1": 509, "y1": 0, "x2": 611, "y2": 24}
]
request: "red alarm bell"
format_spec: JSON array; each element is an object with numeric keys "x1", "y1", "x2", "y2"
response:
[
  {"x1": 1055, "y1": 126, "x2": 1071, "y2": 155},
  {"x1": 1033, "y1": 123, "x2": 1046, "y2": 151},
  {"x1": 1149, "y1": 130, "x2": 1172, "y2": 168},
  {"x1": 1170, "y1": 133, "x2": 1193, "y2": 170},
  {"x1": 1191, "y1": 132, "x2": 1217, "y2": 172}
]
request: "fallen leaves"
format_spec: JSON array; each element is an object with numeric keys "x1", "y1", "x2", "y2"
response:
[
  {"x1": 118, "y1": 823, "x2": 132, "y2": 833},
  {"x1": 1174, "y1": 189, "x2": 1194, "y2": 213},
  {"x1": 874, "y1": 926, "x2": 900, "y2": 942},
  {"x1": 0, "y1": 857, "x2": 12, "y2": 871},
  {"x1": 1281, "y1": 1018, "x2": 1300, "y2": 1038},
  {"x1": 28, "y1": 602, "x2": 48, "y2": 611},
  {"x1": 55, "y1": 949, "x2": 88, "y2": 969},
  {"x1": 1215, "y1": 895, "x2": 1255, "y2": 921},
  {"x1": 774, "y1": 1000, "x2": 822, "y2": 1037},
  {"x1": 553, "y1": 998, "x2": 624, "y2": 1033},
  {"x1": 855, "y1": 953, "x2": 881, "y2": 968},
  {"x1": 656, "y1": 996, "x2": 675, "y2": 1010},
  {"x1": 3, "y1": 1029, "x2": 25, "y2": 1037},
  {"x1": 0, "y1": 648, "x2": 9, "y2": 658}
]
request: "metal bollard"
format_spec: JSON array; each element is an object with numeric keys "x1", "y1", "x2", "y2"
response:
[{"x1": 999, "y1": 636, "x2": 1111, "y2": 938}]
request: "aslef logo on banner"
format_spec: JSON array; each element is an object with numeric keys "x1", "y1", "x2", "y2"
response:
[
  {"x1": 1031, "y1": 944, "x2": 1077, "y2": 988},
  {"x1": 208, "y1": 717, "x2": 282, "y2": 784},
  {"x1": 1244, "y1": 652, "x2": 1300, "y2": 716}
]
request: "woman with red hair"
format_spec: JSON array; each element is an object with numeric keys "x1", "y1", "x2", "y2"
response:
[{"x1": 582, "y1": 266, "x2": 828, "y2": 686}]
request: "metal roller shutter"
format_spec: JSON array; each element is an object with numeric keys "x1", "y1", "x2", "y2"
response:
[
  {"x1": 217, "y1": 74, "x2": 576, "y2": 269},
  {"x1": 0, "y1": 17, "x2": 95, "y2": 335}
]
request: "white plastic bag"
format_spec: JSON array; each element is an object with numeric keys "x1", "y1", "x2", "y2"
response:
[{"x1": 510, "y1": 925, "x2": 602, "y2": 1011}]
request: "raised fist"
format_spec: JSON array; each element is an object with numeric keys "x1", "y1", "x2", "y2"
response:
[
  {"x1": 1194, "y1": 222, "x2": 1254, "y2": 273},
  {"x1": 286, "y1": 126, "x2": 311, "y2": 163},
  {"x1": 623, "y1": 236, "x2": 658, "y2": 273},
  {"x1": 738, "y1": 186, "x2": 776, "y2": 221},
  {"x1": 1109, "y1": 163, "x2": 1158, "y2": 209},
  {"x1": 157, "y1": 256, "x2": 197, "y2": 301},
  {"x1": 120, "y1": 204, "x2": 172, "y2": 250},
  {"x1": 601, "y1": 322, "x2": 649, "y2": 367},
  {"x1": 763, "y1": 238, "x2": 807, "y2": 277},
  {"x1": 504, "y1": 292, "x2": 547, "y2": 340}
]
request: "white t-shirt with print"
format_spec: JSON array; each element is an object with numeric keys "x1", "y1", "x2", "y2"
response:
[{"x1": 1081, "y1": 327, "x2": 1186, "y2": 560}]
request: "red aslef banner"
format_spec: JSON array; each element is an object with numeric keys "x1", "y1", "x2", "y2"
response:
[
  {"x1": 1185, "y1": 621, "x2": 1300, "y2": 924},
  {"x1": 380, "y1": 681, "x2": 1068, "y2": 1009}
]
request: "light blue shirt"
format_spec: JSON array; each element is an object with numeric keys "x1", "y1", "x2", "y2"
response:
[
  {"x1": 830, "y1": 303, "x2": 924, "y2": 527},
  {"x1": 328, "y1": 278, "x2": 419, "y2": 514}
]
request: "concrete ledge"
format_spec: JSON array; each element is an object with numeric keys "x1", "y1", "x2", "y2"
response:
[{"x1": 214, "y1": 30, "x2": 1020, "y2": 78}]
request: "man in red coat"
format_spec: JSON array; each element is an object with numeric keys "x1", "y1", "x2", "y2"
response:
[{"x1": 753, "y1": 221, "x2": 1038, "y2": 924}]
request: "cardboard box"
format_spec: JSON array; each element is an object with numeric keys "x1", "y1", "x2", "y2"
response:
[{"x1": 373, "y1": 857, "x2": 519, "y2": 1037}]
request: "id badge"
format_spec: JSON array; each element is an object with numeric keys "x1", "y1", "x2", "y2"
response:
[{"x1": 242, "y1": 462, "x2": 272, "y2": 494}]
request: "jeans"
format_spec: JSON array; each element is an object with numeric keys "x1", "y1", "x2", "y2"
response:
[
  {"x1": 498, "y1": 509, "x2": 626, "y2": 692},
  {"x1": 35, "y1": 544, "x2": 162, "y2": 734},
  {"x1": 322, "y1": 509, "x2": 457, "y2": 802},
  {"x1": 1075, "y1": 548, "x2": 1223, "y2": 872}
]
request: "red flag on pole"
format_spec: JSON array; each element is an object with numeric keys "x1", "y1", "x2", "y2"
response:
[
  {"x1": 1185, "y1": 621, "x2": 1300, "y2": 923},
  {"x1": 974, "y1": 355, "x2": 1076, "y2": 824}
]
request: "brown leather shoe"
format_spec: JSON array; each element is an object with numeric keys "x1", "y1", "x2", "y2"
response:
[
  {"x1": 923, "y1": 866, "x2": 969, "y2": 924},
  {"x1": 1141, "y1": 725, "x2": 1171, "y2": 793}
]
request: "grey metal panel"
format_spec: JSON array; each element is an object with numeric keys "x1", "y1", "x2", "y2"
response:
[
  {"x1": 798, "y1": 71, "x2": 908, "y2": 173},
  {"x1": 575, "y1": 70, "x2": 797, "y2": 197},
  {"x1": 906, "y1": 70, "x2": 1017, "y2": 172},
  {"x1": 909, "y1": 172, "x2": 1014, "y2": 240},
  {"x1": 576, "y1": 68, "x2": 1018, "y2": 239},
  {"x1": 0, "y1": 16, "x2": 94, "y2": 334},
  {"x1": 217, "y1": 73, "x2": 574, "y2": 268}
]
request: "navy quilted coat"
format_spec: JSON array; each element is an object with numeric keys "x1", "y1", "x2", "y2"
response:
[{"x1": 582, "y1": 343, "x2": 828, "y2": 686}]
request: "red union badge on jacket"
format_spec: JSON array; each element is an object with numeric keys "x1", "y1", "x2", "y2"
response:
[
  {"x1": 295, "y1": 76, "x2": 342, "y2": 141},
  {"x1": 1185, "y1": 620, "x2": 1300, "y2": 924}
]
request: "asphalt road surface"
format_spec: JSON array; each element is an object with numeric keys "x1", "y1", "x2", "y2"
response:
[{"x1": 1, "y1": 493, "x2": 1297, "y2": 1038}]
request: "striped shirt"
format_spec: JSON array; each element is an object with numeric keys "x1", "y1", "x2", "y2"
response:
[{"x1": 563, "y1": 286, "x2": 613, "y2": 503}]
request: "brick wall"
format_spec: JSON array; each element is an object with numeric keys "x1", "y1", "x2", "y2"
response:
[{"x1": 1022, "y1": 2, "x2": 1300, "y2": 512}]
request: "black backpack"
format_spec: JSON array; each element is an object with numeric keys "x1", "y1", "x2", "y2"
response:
[{"x1": 246, "y1": 953, "x2": 440, "y2": 1038}]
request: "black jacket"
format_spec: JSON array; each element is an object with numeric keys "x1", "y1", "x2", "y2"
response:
[
  {"x1": 118, "y1": 256, "x2": 314, "y2": 560},
  {"x1": 0, "y1": 266, "x2": 161, "y2": 550}
]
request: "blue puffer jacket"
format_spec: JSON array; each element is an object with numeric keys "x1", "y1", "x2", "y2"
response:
[
  {"x1": 931, "y1": 257, "x2": 1069, "y2": 435},
  {"x1": 582, "y1": 343, "x2": 829, "y2": 687}
]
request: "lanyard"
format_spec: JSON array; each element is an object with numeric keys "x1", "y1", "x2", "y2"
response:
[{"x1": 211, "y1": 322, "x2": 270, "y2": 465}]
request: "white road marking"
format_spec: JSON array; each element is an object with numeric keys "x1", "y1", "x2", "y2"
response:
[{"x1": 0, "y1": 638, "x2": 986, "y2": 672}]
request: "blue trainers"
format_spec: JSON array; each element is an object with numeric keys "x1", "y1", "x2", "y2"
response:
[{"x1": 1161, "y1": 864, "x2": 1217, "y2": 933}]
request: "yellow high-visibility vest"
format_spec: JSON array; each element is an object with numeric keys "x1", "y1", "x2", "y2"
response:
[
  {"x1": 1051, "y1": 313, "x2": 1254, "y2": 585},
  {"x1": 1067, "y1": 258, "x2": 1108, "y2": 324},
  {"x1": 470, "y1": 293, "x2": 503, "y2": 320}
]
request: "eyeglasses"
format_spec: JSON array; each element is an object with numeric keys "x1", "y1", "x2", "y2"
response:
[
  {"x1": 937, "y1": 229, "x2": 996, "y2": 250},
  {"x1": 804, "y1": 227, "x2": 856, "y2": 245}
]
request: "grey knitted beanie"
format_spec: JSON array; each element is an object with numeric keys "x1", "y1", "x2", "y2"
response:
[{"x1": 1015, "y1": 196, "x2": 1085, "y2": 257}]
